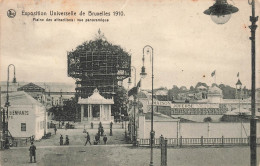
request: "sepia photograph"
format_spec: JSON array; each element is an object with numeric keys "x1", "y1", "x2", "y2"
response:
[{"x1": 0, "y1": 0, "x2": 260, "y2": 165}]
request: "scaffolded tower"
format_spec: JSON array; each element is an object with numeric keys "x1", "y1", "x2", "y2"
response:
[{"x1": 67, "y1": 30, "x2": 131, "y2": 99}]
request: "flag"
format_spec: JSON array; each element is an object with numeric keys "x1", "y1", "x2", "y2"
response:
[
  {"x1": 128, "y1": 80, "x2": 141, "y2": 97},
  {"x1": 128, "y1": 87, "x2": 137, "y2": 97},
  {"x1": 136, "y1": 80, "x2": 141, "y2": 88},
  {"x1": 237, "y1": 72, "x2": 239, "y2": 77},
  {"x1": 211, "y1": 70, "x2": 216, "y2": 77}
]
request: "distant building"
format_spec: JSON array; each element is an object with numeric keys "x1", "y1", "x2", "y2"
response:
[
  {"x1": 1, "y1": 81, "x2": 75, "y2": 108},
  {"x1": 137, "y1": 86, "x2": 260, "y2": 122},
  {"x1": 154, "y1": 89, "x2": 168, "y2": 101}
]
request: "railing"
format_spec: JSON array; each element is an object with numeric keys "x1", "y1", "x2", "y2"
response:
[
  {"x1": 137, "y1": 137, "x2": 260, "y2": 147},
  {"x1": 11, "y1": 137, "x2": 31, "y2": 147}
]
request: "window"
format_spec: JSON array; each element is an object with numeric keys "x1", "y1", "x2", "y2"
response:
[{"x1": 21, "y1": 123, "x2": 26, "y2": 131}]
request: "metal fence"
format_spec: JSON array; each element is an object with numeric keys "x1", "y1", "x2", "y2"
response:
[{"x1": 137, "y1": 136, "x2": 260, "y2": 147}]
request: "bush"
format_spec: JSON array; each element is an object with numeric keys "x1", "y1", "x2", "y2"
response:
[{"x1": 203, "y1": 117, "x2": 212, "y2": 122}]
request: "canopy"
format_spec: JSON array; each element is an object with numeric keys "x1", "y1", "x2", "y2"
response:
[{"x1": 78, "y1": 88, "x2": 114, "y2": 105}]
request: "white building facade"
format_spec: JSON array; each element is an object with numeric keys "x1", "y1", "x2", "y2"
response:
[{"x1": 1, "y1": 91, "x2": 47, "y2": 140}]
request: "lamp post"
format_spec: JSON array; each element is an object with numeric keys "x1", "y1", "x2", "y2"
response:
[
  {"x1": 128, "y1": 66, "x2": 137, "y2": 145},
  {"x1": 140, "y1": 45, "x2": 154, "y2": 166},
  {"x1": 5, "y1": 64, "x2": 17, "y2": 148},
  {"x1": 204, "y1": 0, "x2": 258, "y2": 165},
  {"x1": 236, "y1": 78, "x2": 243, "y2": 138}
]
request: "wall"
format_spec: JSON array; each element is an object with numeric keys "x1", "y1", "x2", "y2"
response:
[
  {"x1": 138, "y1": 115, "x2": 178, "y2": 139},
  {"x1": 8, "y1": 105, "x2": 35, "y2": 138},
  {"x1": 8, "y1": 105, "x2": 46, "y2": 140},
  {"x1": 137, "y1": 115, "x2": 260, "y2": 139},
  {"x1": 179, "y1": 122, "x2": 260, "y2": 138},
  {"x1": 34, "y1": 105, "x2": 46, "y2": 140}
]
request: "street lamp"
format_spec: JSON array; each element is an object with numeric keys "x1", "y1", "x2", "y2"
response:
[
  {"x1": 236, "y1": 78, "x2": 243, "y2": 138},
  {"x1": 204, "y1": 0, "x2": 258, "y2": 165},
  {"x1": 204, "y1": 0, "x2": 239, "y2": 24},
  {"x1": 128, "y1": 66, "x2": 137, "y2": 145},
  {"x1": 140, "y1": 45, "x2": 154, "y2": 166},
  {"x1": 5, "y1": 64, "x2": 17, "y2": 148}
]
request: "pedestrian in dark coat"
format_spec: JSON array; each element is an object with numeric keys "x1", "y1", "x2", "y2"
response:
[
  {"x1": 60, "y1": 135, "x2": 63, "y2": 145},
  {"x1": 29, "y1": 142, "x2": 36, "y2": 163},
  {"x1": 65, "y1": 135, "x2": 69, "y2": 145},
  {"x1": 85, "y1": 132, "x2": 91, "y2": 145},
  {"x1": 103, "y1": 135, "x2": 108, "y2": 144},
  {"x1": 54, "y1": 125, "x2": 57, "y2": 135},
  {"x1": 95, "y1": 133, "x2": 100, "y2": 144}
]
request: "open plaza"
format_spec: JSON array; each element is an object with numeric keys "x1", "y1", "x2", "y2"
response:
[
  {"x1": 1, "y1": 126, "x2": 260, "y2": 166},
  {"x1": 1, "y1": 0, "x2": 260, "y2": 165}
]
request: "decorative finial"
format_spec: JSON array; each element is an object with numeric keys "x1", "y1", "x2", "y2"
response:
[
  {"x1": 95, "y1": 28, "x2": 106, "y2": 40},
  {"x1": 93, "y1": 88, "x2": 99, "y2": 93}
]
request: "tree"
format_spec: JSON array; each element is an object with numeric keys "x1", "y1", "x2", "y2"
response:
[
  {"x1": 111, "y1": 87, "x2": 128, "y2": 118},
  {"x1": 190, "y1": 86, "x2": 195, "y2": 91},
  {"x1": 169, "y1": 85, "x2": 180, "y2": 100},
  {"x1": 47, "y1": 97, "x2": 78, "y2": 121},
  {"x1": 62, "y1": 97, "x2": 78, "y2": 121},
  {"x1": 219, "y1": 84, "x2": 236, "y2": 99},
  {"x1": 203, "y1": 117, "x2": 212, "y2": 122},
  {"x1": 195, "y1": 82, "x2": 208, "y2": 89}
]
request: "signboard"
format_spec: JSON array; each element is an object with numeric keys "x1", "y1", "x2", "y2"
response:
[
  {"x1": 171, "y1": 104, "x2": 219, "y2": 109},
  {"x1": 148, "y1": 101, "x2": 219, "y2": 109}
]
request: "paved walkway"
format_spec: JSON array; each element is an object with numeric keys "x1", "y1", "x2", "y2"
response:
[
  {"x1": 33, "y1": 128, "x2": 128, "y2": 147},
  {"x1": 1, "y1": 146, "x2": 259, "y2": 166}
]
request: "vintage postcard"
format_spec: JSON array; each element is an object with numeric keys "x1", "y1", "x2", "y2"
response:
[{"x1": 0, "y1": 0, "x2": 260, "y2": 166}]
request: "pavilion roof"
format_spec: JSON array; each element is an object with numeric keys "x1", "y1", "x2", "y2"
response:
[{"x1": 78, "y1": 88, "x2": 114, "y2": 104}]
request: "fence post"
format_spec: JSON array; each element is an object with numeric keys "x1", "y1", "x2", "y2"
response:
[
  {"x1": 222, "y1": 136, "x2": 224, "y2": 146},
  {"x1": 165, "y1": 138, "x2": 168, "y2": 166},
  {"x1": 160, "y1": 135, "x2": 164, "y2": 166},
  {"x1": 201, "y1": 136, "x2": 203, "y2": 146},
  {"x1": 180, "y1": 136, "x2": 182, "y2": 148},
  {"x1": 176, "y1": 137, "x2": 178, "y2": 146},
  {"x1": 136, "y1": 139, "x2": 139, "y2": 147}
]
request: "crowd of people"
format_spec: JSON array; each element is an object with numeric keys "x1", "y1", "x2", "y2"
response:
[{"x1": 28, "y1": 121, "x2": 114, "y2": 163}]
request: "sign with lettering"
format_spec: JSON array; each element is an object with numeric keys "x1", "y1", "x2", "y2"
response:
[
  {"x1": 171, "y1": 104, "x2": 219, "y2": 109},
  {"x1": 148, "y1": 101, "x2": 219, "y2": 109},
  {"x1": 9, "y1": 110, "x2": 29, "y2": 116},
  {"x1": 148, "y1": 101, "x2": 171, "y2": 106}
]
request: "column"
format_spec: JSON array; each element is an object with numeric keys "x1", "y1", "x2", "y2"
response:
[
  {"x1": 106, "y1": 105, "x2": 109, "y2": 121},
  {"x1": 81, "y1": 105, "x2": 84, "y2": 122},
  {"x1": 88, "y1": 105, "x2": 90, "y2": 121},
  {"x1": 99, "y1": 105, "x2": 102, "y2": 121},
  {"x1": 101, "y1": 105, "x2": 103, "y2": 121},
  {"x1": 90, "y1": 105, "x2": 92, "y2": 119},
  {"x1": 108, "y1": 105, "x2": 111, "y2": 121}
]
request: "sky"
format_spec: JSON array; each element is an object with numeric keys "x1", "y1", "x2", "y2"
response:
[{"x1": 0, "y1": 0, "x2": 260, "y2": 90}]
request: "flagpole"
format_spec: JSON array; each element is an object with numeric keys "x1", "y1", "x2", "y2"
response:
[{"x1": 214, "y1": 74, "x2": 216, "y2": 85}]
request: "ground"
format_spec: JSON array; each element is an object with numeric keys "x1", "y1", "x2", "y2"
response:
[
  {"x1": 0, "y1": 123, "x2": 259, "y2": 166},
  {"x1": 1, "y1": 145, "x2": 260, "y2": 166}
]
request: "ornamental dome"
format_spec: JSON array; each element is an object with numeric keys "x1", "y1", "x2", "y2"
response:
[{"x1": 208, "y1": 85, "x2": 222, "y2": 95}]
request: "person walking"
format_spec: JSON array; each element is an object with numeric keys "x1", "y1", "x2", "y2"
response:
[
  {"x1": 60, "y1": 135, "x2": 63, "y2": 145},
  {"x1": 54, "y1": 125, "x2": 57, "y2": 135},
  {"x1": 84, "y1": 132, "x2": 91, "y2": 145},
  {"x1": 103, "y1": 135, "x2": 107, "y2": 144},
  {"x1": 29, "y1": 142, "x2": 36, "y2": 163},
  {"x1": 65, "y1": 135, "x2": 69, "y2": 145},
  {"x1": 94, "y1": 133, "x2": 100, "y2": 144}
]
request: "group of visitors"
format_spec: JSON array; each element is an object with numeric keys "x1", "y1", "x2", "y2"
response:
[
  {"x1": 60, "y1": 135, "x2": 70, "y2": 145},
  {"x1": 84, "y1": 132, "x2": 107, "y2": 145},
  {"x1": 84, "y1": 122, "x2": 108, "y2": 145}
]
